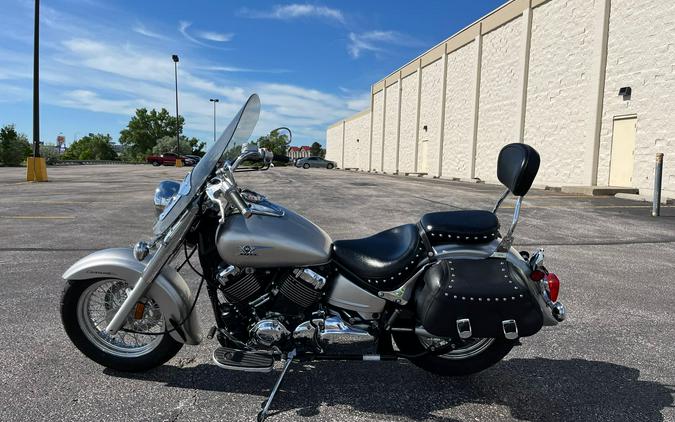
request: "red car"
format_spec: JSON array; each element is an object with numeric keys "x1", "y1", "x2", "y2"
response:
[{"x1": 146, "y1": 152, "x2": 195, "y2": 166}]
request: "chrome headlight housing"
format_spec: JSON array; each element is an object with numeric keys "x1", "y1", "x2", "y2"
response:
[{"x1": 153, "y1": 180, "x2": 181, "y2": 219}]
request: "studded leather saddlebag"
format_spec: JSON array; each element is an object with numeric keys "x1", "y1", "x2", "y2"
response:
[{"x1": 415, "y1": 258, "x2": 543, "y2": 340}]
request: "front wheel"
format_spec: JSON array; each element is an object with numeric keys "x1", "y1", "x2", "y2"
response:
[
  {"x1": 326, "y1": 163, "x2": 334, "y2": 169},
  {"x1": 392, "y1": 332, "x2": 514, "y2": 376},
  {"x1": 61, "y1": 279, "x2": 182, "y2": 372},
  {"x1": 151, "y1": 161, "x2": 160, "y2": 167},
  {"x1": 302, "y1": 163, "x2": 310, "y2": 169}
]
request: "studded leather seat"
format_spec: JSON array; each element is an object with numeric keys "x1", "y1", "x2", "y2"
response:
[
  {"x1": 420, "y1": 210, "x2": 500, "y2": 245},
  {"x1": 332, "y1": 224, "x2": 425, "y2": 290}
]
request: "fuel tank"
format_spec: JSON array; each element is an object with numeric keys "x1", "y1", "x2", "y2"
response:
[{"x1": 216, "y1": 203, "x2": 332, "y2": 268}]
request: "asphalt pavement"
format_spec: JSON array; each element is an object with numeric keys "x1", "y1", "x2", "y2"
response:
[{"x1": 0, "y1": 164, "x2": 674, "y2": 422}]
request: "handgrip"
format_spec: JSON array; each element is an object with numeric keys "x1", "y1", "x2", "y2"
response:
[{"x1": 225, "y1": 187, "x2": 252, "y2": 218}]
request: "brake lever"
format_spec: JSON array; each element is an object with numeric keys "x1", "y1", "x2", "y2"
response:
[{"x1": 205, "y1": 182, "x2": 228, "y2": 224}]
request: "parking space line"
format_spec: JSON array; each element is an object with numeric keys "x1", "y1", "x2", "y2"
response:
[
  {"x1": 502, "y1": 204, "x2": 674, "y2": 209},
  {"x1": 0, "y1": 216, "x2": 75, "y2": 219}
]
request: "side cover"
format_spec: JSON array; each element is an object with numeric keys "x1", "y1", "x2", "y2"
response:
[{"x1": 62, "y1": 248, "x2": 203, "y2": 345}]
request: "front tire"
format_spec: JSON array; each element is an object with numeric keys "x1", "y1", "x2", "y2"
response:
[
  {"x1": 303, "y1": 163, "x2": 310, "y2": 169},
  {"x1": 392, "y1": 332, "x2": 514, "y2": 376},
  {"x1": 151, "y1": 161, "x2": 160, "y2": 167},
  {"x1": 61, "y1": 279, "x2": 182, "y2": 372},
  {"x1": 326, "y1": 163, "x2": 334, "y2": 169}
]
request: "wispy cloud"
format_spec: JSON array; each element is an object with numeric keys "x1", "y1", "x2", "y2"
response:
[
  {"x1": 133, "y1": 23, "x2": 168, "y2": 40},
  {"x1": 202, "y1": 65, "x2": 291, "y2": 74},
  {"x1": 347, "y1": 30, "x2": 420, "y2": 58},
  {"x1": 178, "y1": 21, "x2": 232, "y2": 49},
  {"x1": 196, "y1": 31, "x2": 234, "y2": 42},
  {"x1": 239, "y1": 4, "x2": 345, "y2": 24}
]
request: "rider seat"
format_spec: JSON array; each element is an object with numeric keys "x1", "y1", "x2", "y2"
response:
[
  {"x1": 420, "y1": 210, "x2": 500, "y2": 245},
  {"x1": 332, "y1": 224, "x2": 425, "y2": 291}
]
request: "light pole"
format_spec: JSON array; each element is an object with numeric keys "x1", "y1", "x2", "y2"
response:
[
  {"x1": 172, "y1": 54, "x2": 181, "y2": 166},
  {"x1": 33, "y1": 0, "x2": 40, "y2": 158},
  {"x1": 209, "y1": 98, "x2": 219, "y2": 144}
]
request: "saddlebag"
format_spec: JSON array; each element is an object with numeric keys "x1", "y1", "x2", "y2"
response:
[{"x1": 415, "y1": 258, "x2": 543, "y2": 340}]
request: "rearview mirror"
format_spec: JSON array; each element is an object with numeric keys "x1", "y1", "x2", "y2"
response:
[{"x1": 270, "y1": 127, "x2": 292, "y2": 146}]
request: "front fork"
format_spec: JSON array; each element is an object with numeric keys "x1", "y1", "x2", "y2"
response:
[{"x1": 105, "y1": 206, "x2": 198, "y2": 335}]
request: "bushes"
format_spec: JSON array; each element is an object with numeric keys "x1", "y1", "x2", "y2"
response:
[
  {"x1": 62, "y1": 133, "x2": 118, "y2": 161},
  {"x1": 0, "y1": 125, "x2": 31, "y2": 166}
]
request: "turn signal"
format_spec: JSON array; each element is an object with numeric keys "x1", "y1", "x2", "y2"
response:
[{"x1": 546, "y1": 273, "x2": 560, "y2": 302}]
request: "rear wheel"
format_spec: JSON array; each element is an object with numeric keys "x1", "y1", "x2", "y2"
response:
[
  {"x1": 326, "y1": 163, "x2": 334, "y2": 169},
  {"x1": 392, "y1": 331, "x2": 513, "y2": 376},
  {"x1": 151, "y1": 161, "x2": 160, "y2": 167},
  {"x1": 61, "y1": 279, "x2": 182, "y2": 372}
]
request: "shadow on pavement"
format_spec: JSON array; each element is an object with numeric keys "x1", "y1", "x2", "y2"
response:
[{"x1": 107, "y1": 357, "x2": 674, "y2": 421}]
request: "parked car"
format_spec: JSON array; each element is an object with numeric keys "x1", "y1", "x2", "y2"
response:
[
  {"x1": 146, "y1": 152, "x2": 195, "y2": 167},
  {"x1": 184, "y1": 154, "x2": 202, "y2": 164},
  {"x1": 295, "y1": 156, "x2": 337, "y2": 169}
]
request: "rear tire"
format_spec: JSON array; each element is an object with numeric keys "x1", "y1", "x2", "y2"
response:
[
  {"x1": 61, "y1": 279, "x2": 183, "y2": 372},
  {"x1": 151, "y1": 161, "x2": 160, "y2": 167},
  {"x1": 392, "y1": 332, "x2": 513, "y2": 376},
  {"x1": 327, "y1": 163, "x2": 334, "y2": 169}
]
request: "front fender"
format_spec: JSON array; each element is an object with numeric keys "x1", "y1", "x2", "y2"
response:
[{"x1": 62, "y1": 248, "x2": 203, "y2": 345}]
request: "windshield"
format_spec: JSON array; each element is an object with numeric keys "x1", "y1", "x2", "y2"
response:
[{"x1": 153, "y1": 94, "x2": 261, "y2": 235}]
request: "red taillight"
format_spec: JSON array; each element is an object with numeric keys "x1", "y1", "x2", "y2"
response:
[
  {"x1": 530, "y1": 269, "x2": 546, "y2": 281},
  {"x1": 546, "y1": 273, "x2": 560, "y2": 302}
]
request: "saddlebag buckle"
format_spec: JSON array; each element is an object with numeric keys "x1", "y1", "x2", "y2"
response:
[
  {"x1": 456, "y1": 318, "x2": 472, "y2": 339},
  {"x1": 502, "y1": 319, "x2": 519, "y2": 340}
]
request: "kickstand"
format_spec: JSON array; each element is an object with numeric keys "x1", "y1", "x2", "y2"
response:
[{"x1": 257, "y1": 349, "x2": 296, "y2": 422}]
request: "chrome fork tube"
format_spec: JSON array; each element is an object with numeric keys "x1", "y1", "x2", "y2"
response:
[{"x1": 105, "y1": 206, "x2": 197, "y2": 335}]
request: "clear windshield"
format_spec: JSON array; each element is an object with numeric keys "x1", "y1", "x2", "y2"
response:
[{"x1": 153, "y1": 94, "x2": 261, "y2": 235}]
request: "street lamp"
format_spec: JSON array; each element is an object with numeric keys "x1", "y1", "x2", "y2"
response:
[
  {"x1": 172, "y1": 54, "x2": 181, "y2": 165},
  {"x1": 209, "y1": 98, "x2": 219, "y2": 144}
]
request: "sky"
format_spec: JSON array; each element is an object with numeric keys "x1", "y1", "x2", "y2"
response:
[{"x1": 0, "y1": 0, "x2": 504, "y2": 148}]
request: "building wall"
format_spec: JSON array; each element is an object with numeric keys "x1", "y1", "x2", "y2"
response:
[
  {"x1": 598, "y1": 0, "x2": 675, "y2": 197},
  {"x1": 523, "y1": 0, "x2": 597, "y2": 186},
  {"x1": 442, "y1": 41, "x2": 477, "y2": 179},
  {"x1": 475, "y1": 17, "x2": 522, "y2": 183},
  {"x1": 325, "y1": 124, "x2": 342, "y2": 167},
  {"x1": 383, "y1": 82, "x2": 400, "y2": 173},
  {"x1": 418, "y1": 59, "x2": 444, "y2": 176},
  {"x1": 370, "y1": 91, "x2": 384, "y2": 172},
  {"x1": 326, "y1": 0, "x2": 675, "y2": 198},
  {"x1": 344, "y1": 110, "x2": 371, "y2": 169},
  {"x1": 399, "y1": 71, "x2": 419, "y2": 174}
]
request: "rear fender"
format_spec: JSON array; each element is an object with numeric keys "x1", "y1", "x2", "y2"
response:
[{"x1": 62, "y1": 248, "x2": 203, "y2": 345}]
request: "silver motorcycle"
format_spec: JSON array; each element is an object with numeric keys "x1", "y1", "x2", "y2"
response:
[{"x1": 61, "y1": 94, "x2": 566, "y2": 421}]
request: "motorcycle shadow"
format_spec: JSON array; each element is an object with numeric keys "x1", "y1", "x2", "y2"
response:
[{"x1": 107, "y1": 357, "x2": 674, "y2": 421}]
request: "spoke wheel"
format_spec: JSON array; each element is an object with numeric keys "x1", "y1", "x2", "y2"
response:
[
  {"x1": 62, "y1": 278, "x2": 183, "y2": 372},
  {"x1": 76, "y1": 280, "x2": 164, "y2": 358}
]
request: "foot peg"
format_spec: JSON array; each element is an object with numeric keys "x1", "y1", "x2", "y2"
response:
[
  {"x1": 213, "y1": 347, "x2": 274, "y2": 372},
  {"x1": 456, "y1": 318, "x2": 472, "y2": 339},
  {"x1": 258, "y1": 349, "x2": 296, "y2": 422},
  {"x1": 502, "y1": 319, "x2": 519, "y2": 340}
]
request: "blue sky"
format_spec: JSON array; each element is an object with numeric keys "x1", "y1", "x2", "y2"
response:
[{"x1": 0, "y1": 0, "x2": 504, "y2": 147}]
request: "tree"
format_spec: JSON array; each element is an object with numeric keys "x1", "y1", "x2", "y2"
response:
[
  {"x1": 256, "y1": 129, "x2": 289, "y2": 157},
  {"x1": 153, "y1": 135, "x2": 205, "y2": 156},
  {"x1": 310, "y1": 141, "x2": 325, "y2": 158},
  {"x1": 0, "y1": 124, "x2": 31, "y2": 166},
  {"x1": 119, "y1": 108, "x2": 184, "y2": 161},
  {"x1": 62, "y1": 133, "x2": 117, "y2": 160}
]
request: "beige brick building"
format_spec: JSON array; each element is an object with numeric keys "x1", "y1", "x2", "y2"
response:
[{"x1": 326, "y1": 0, "x2": 675, "y2": 199}]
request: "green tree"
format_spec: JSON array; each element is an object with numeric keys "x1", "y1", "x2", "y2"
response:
[
  {"x1": 119, "y1": 108, "x2": 184, "y2": 161},
  {"x1": 153, "y1": 135, "x2": 205, "y2": 156},
  {"x1": 310, "y1": 141, "x2": 325, "y2": 158},
  {"x1": 0, "y1": 124, "x2": 31, "y2": 166},
  {"x1": 62, "y1": 133, "x2": 117, "y2": 160},
  {"x1": 256, "y1": 129, "x2": 289, "y2": 157}
]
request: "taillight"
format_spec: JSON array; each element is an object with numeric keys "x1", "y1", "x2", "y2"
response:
[
  {"x1": 530, "y1": 269, "x2": 546, "y2": 281},
  {"x1": 546, "y1": 273, "x2": 560, "y2": 302}
]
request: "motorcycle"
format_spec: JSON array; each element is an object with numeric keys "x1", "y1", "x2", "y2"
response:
[{"x1": 61, "y1": 94, "x2": 566, "y2": 421}]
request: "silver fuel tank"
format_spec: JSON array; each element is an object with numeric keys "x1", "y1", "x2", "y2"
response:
[{"x1": 216, "y1": 203, "x2": 332, "y2": 268}]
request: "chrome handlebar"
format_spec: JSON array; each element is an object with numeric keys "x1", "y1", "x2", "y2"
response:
[{"x1": 206, "y1": 177, "x2": 252, "y2": 222}]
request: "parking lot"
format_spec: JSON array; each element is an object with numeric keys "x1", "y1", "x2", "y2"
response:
[{"x1": 1, "y1": 164, "x2": 674, "y2": 422}]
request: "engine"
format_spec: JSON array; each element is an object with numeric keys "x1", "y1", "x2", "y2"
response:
[{"x1": 215, "y1": 264, "x2": 328, "y2": 348}]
